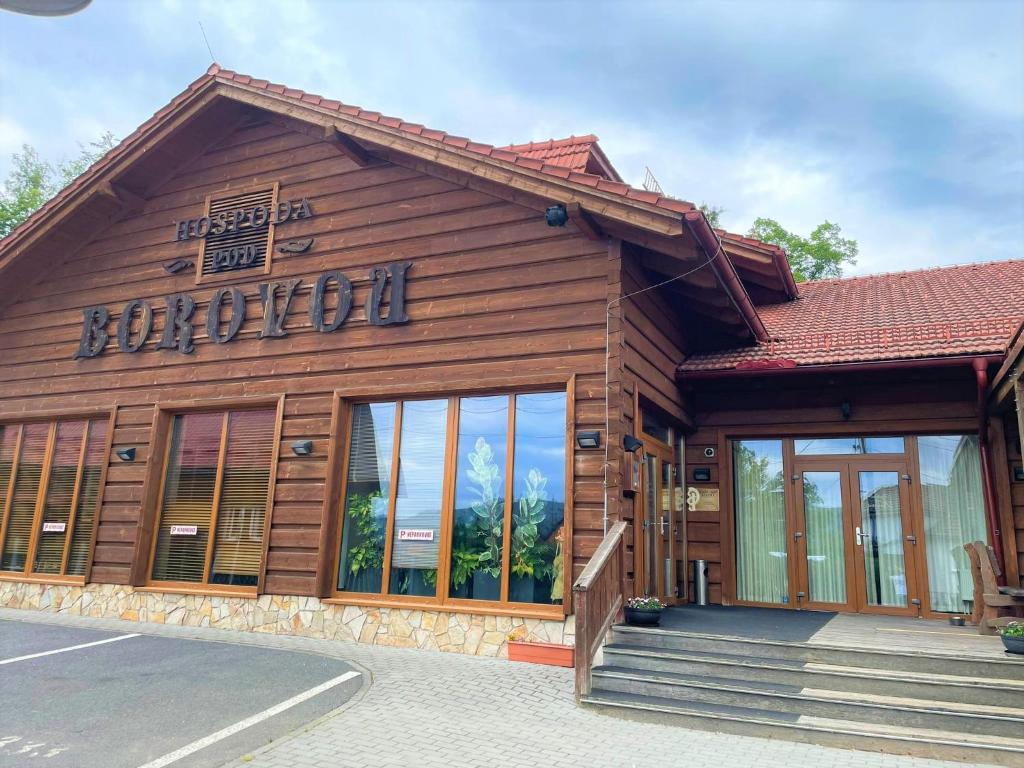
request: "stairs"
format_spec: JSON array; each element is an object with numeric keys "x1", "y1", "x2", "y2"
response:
[{"x1": 581, "y1": 624, "x2": 1024, "y2": 766}]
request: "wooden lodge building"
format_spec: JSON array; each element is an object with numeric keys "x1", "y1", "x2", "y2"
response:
[{"x1": 1, "y1": 66, "x2": 1022, "y2": 659}]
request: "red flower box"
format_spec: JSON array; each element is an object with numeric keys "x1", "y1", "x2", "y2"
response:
[{"x1": 507, "y1": 640, "x2": 575, "y2": 667}]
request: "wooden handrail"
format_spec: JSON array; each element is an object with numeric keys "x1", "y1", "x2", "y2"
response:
[{"x1": 572, "y1": 520, "x2": 628, "y2": 699}]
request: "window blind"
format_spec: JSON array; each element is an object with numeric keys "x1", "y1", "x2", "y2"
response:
[
  {"x1": 66, "y1": 420, "x2": 109, "y2": 576},
  {"x1": 151, "y1": 407, "x2": 276, "y2": 587},
  {"x1": 0, "y1": 423, "x2": 49, "y2": 572},
  {"x1": 32, "y1": 421, "x2": 87, "y2": 574}
]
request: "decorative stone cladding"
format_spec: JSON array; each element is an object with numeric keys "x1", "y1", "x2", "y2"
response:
[{"x1": 0, "y1": 580, "x2": 574, "y2": 658}]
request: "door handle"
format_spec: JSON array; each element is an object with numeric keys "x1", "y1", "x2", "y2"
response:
[
  {"x1": 855, "y1": 526, "x2": 870, "y2": 546},
  {"x1": 793, "y1": 531, "x2": 803, "y2": 543},
  {"x1": 659, "y1": 515, "x2": 667, "y2": 535}
]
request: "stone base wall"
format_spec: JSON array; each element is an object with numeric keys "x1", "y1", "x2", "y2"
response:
[{"x1": 0, "y1": 580, "x2": 574, "y2": 658}]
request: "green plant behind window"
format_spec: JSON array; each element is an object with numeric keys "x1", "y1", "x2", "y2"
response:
[
  {"x1": 467, "y1": 436, "x2": 503, "y2": 578},
  {"x1": 346, "y1": 491, "x2": 384, "y2": 576},
  {"x1": 511, "y1": 467, "x2": 553, "y2": 579}
]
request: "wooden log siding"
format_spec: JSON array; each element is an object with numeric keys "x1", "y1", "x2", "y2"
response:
[{"x1": 0, "y1": 119, "x2": 612, "y2": 597}]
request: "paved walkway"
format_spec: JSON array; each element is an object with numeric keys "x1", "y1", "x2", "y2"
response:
[{"x1": 0, "y1": 608, "x2": 968, "y2": 768}]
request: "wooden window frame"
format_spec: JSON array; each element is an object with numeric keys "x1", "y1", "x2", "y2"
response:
[
  {"x1": 194, "y1": 182, "x2": 280, "y2": 287},
  {"x1": 0, "y1": 408, "x2": 115, "y2": 586},
  {"x1": 141, "y1": 396, "x2": 284, "y2": 597},
  {"x1": 324, "y1": 377, "x2": 575, "y2": 620}
]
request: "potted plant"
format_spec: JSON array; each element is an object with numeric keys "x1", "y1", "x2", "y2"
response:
[
  {"x1": 506, "y1": 626, "x2": 574, "y2": 667},
  {"x1": 468, "y1": 437, "x2": 502, "y2": 599},
  {"x1": 1000, "y1": 621, "x2": 1024, "y2": 655},
  {"x1": 510, "y1": 467, "x2": 553, "y2": 603},
  {"x1": 624, "y1": 596, "x2": 667, "y2": 626}
]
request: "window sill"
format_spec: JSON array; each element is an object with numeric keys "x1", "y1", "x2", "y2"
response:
[
  {"x1": 138, "y1": 583, "x2": 258, "y2": 599},
  {"x1": 323, "y1": 594, "x2": 566, "y2": 621},
  {"x1": 0, "y1": 573, "x2": 86, "y2": 587}
]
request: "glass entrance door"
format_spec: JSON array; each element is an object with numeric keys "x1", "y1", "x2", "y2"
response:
[
  {"x1": 642, "y1": 446, "x2": 679, "y2": 602},
  {"x1": 793, "y1": 459, "x2": 919, "y2": 615}
]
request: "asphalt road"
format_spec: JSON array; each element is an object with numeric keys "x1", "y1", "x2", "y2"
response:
[{"x1": 0, "y1": 619, "x2": 362, "y2": 768}]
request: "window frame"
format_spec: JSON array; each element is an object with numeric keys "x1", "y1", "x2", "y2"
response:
[
  {"x1": 0, "y1": 408, "x2": 115, "y2": 586},
  {"x1": 327, "y1": 379, "x2": 574, "y2": 619},
  {"x1": 143, "y1": 396, "x2": 284, "y2": 597}
]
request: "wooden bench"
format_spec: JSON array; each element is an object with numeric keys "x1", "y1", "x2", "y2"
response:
[{"x1": 964, "y1": 540, "x2": 1024, "y2": 635}]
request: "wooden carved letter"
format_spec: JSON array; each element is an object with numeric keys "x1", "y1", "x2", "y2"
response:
[
  {"x1": 365, "y1": 261, "x2": 412, "y2": 326},
  {"x1": 309, "y1": 271, "x2": 353, "y2": 333},
  {"x1": 257, "y1": 279, "x2": 301, "y2": 338},
  {"x1": 206, "y1": 287, "x2": 246, "y2": 344},
  {"x1": 116, "y1": 299, "x2": 153, "y2": 353},
  {"x1": 74, "y1": 306, "x2": 110, "y2": 359},
  {"x1": 155, "y1": 293, "x2": 196, "y2": 354}
]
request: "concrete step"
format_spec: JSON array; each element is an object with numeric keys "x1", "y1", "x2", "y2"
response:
[
  {"x1": 591, "y1": 665, "x2": 1024, "y2": 739},
  {"x1": 582, "y1": 690, "x2": 1024, "y2": 766},
  {"x1": 611, "y1": 625, "x2": 1024, "y2": 681},
  {"x1": 602, "y1": 643, "x2": 1024, "y2": 708}
]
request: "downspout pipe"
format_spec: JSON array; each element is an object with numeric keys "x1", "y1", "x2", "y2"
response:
[
  {"x1": 683, "y1": 211, "x2": 770, "y2": 343},
  {"x1": 973, "y1": 357, "x2": 1008, "y2": 585}
]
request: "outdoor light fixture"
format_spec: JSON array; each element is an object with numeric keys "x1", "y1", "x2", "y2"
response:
[
  {"x1": 622, "y1": 434, "x2": 644, "y2": 453},
  {"x1": 575, "y1": 430, "x2": 601, "y2": 449},
  {"x1": 115, "y1": 447, "x2": 136, "y2": 462},
  {"x1": 291, "y1": 440, "x2": 314, "y2": 456},
  {"x1": 545, "y1": 204, "x2": 569, "y2": 227}
]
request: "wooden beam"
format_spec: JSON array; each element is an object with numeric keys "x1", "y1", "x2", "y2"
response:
[
  {"x1": 565, "y1": 203, "x2": 604, "y2": 241},
  {"x1": 324, "y1": 125, "x2": 373, "y2": 167},
  {"x1": 93, "y1": 181, "x2": 146, "y2": 212}
]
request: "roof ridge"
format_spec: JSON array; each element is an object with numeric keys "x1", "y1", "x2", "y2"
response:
[
  {"x1": 803, "y1": 258, "x2": 1024, "y2": 286},
  {"x1": 498, "y1": 135, "x2": 600, "y2": 152}
]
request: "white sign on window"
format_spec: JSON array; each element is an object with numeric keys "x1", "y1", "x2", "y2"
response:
[
  {"x1": 170, "y1": 525, "x2": 198, "y2": 536},
  {"x1": 42, "y1": 522, "x2": 66, "y2": 533},
  {"x1": 397, "y1": 529, "x2": 434, "y2": 542}
]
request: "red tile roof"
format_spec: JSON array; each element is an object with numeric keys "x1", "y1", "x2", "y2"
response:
[
  {"x1": 680, "y1": 260, "x2": 1024, "y2": 371},
  {"x1": 498, "y1": 135, "x2": 623, "y2": 182}
]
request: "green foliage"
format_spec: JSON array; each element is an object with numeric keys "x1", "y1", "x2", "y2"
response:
[
  {"x1": 747, "y1": 217, "x2": 858, "y2": 282},
  {"x1": 345, "y1": 491, "x2": 384, "y2": 576},
  {"x1": 467, "y1": 436, "x2": 504, "y2": 578},
  {"x1": 511, "y1": 468, "x2": 553, "y2": 579},
  {"x1": 626, "y1": 596, "x2": 666, "y2": 610},
  {"x1": 699, "y1": 202, "x2": 724, "y2": 229},
  {"x1": 1002, "y1": 621, "x2": 1024, "y2": 638},
  {"x1": 0, "y1": 133, "x2": 117, "y2": 238}
]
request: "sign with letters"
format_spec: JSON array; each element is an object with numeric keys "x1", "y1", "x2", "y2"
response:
[
  {"x1": 170, "y1": 525, "x2": 198, "y2": 536},
  {"x1": 397, "y1": 529, "x2": 434, "y2": 542},
  {"x1": 42, "y1": 522, "x2": 67, "y2": 533},
  {"x1": 686, "y1": 486, "x2": 720, "y2": 513}
]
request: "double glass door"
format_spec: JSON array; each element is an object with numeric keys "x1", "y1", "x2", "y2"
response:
[
  {"x1": 640, "y1": 445, "x2": 684, "y2": 603},
  {"x1": 794, "y1": 458, "x2": 919, "y2": 615}
]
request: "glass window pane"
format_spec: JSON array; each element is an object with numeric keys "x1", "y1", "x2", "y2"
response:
[
  {"x1": 858, "y1": 471, "x2": 908, "y2": 607},
  {"x1": 1, "y1": 423, "x2": 49, "y2": 572},
  {"x1": 33, "y1": 421, "x2": 87, "y2": 574},
  {"x1": 795, "y1": 437, "x2": 904, "y2": 455},
  {"x1": 733, "y1": 440, "x2": 788, "y2": 603},
  {"x1": 918, "y1": 435, "x2": 987, "y2": 613},
  {"x1": 210, "y1": 409, "x2": 276, "y2": 587},
  {"x1": 66, "y1": 420, "x2": 108, "y2": 576},
  {"x1": 388, "y1": 399, "x2": 448, "y2": 597},
  {"x1": 448, "y1": 396, "x2": 508, "y2": 601},
  {"x1": 641, "y1": 407, "x2": 671, "y2": 444},
  {"x1": 151, "y1": 412, "x2": 222, "y2": 583},
  {"x1": 0, "y1": 426, "x2": 19, "y2": 568},
  {"x1": 338, "y1": 403, "x2": 395, "y2": 593},
  {"x1": 802, "y1": 471, "x2": 847, "y2": 603},
  {"x1": 510, "y1": 392, "x2": 567, "y2": 605}
]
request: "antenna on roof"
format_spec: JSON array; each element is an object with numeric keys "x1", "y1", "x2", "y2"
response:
[
  {"x1": 198, "y1": 21, "x2": 216, "y2": 64},
  {"x1": 642, "y1": 166, "x2": 663, "y2": 195}
]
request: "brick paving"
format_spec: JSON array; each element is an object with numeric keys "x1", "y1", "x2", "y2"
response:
[{"x1": 0, "y1": 608, "x2": 968, "y2": 768}]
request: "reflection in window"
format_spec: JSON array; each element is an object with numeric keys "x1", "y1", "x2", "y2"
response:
[
  {"x1": 641, "y1": 406, "x2": 671, "y2": 444},
  {"x1": 510, "y1": 393, "x2": 567, "y2": 605},
  {"x1": 918, "y1": 435, "x2": 987, "y2": 613},
  {"x1": 337, "y1": 403, "x2": 395, "y2": 593},
  {"x1": 449, "y1": 396, "x2": 507, "y2": 601},
  {"x1": 734, "y1": 440, "x2": 788, "y2": 603},
  {"x1": 795, "y1": 437, "x2": 904, "y2": 455},
  {"x1": 388, "y1": 400, "x2": 448, "y2": 597}
]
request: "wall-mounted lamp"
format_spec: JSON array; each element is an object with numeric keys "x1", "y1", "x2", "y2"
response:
[
  {"x1": 291, "y1": 440, "x2": 314, "y2": 456},
  {"x1": 840, "y1": 400, "x2": 852, "y2": 420},
  {"x1": 545, "y1": 204, "x2": 568, "y2": 227},
  {"x1": 693, "y1": 467, "x2": 712, "y2": 482},
  {"x1": 575, "y1": 430, "x2": 601, "y2": 449},
  {"x1": 115, "y1": 447, "x2": 136, "y2": 462},
  {"x1": 623, "y1": 434, "x2": 644, "y2": 453}
]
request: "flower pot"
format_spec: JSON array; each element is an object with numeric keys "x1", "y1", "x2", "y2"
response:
[
  {"x1": 624, "y1": 606, "x2": 663, "y2": 626},
  {"x1": 347, "y1": 568, "x2": 382, "y2": 594},
  {"x1": 471, "y1": 571, "x2": 500, "y2": 600},
  {"x1": 509, "y1": 575, "x2": 535, "y2": 603},
  {"x1": 1001, "y1": 634, "x2": 1024, "y2": 655},
  {"x1": 507, "y1": 640, "x2": 574, "y2": 667}
]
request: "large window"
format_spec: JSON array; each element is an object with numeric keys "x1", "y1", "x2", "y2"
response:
[
  {"x1": 733, "y1": 440, "x2": 788, "y2": 604},
  {"x1": 150, "y1": 408, "x2": 278, "y2": 589},
  {"x1": 0, "y1": 418, "x2": 109, "y2": 579},
  {"x1": 336, "y1": 391, "x2": 568, "y2": 608}
]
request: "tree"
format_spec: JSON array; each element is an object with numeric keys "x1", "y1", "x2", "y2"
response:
[
  {"x1": 0, "y1": 133, "x2": 117, "y2": 238},
  {"x1": 747, "y1": 217, "x2": 858, "y2": 282},
  {"x1": 699, "y1": 202, "x2": 723, "y2": 229}
]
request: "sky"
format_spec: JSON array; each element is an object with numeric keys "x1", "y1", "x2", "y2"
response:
[{"x1": 1, "y1": 0, "x2": 1021, "y2": 276}]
